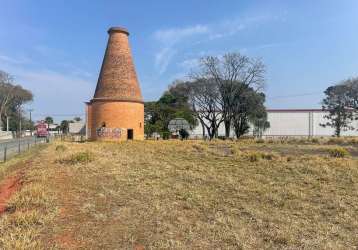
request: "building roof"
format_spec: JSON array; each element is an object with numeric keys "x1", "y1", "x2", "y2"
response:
[{"x1": 266, "y1": 109, "x2": 324, "y2": 112}]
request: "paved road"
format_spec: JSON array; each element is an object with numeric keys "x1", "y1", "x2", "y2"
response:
[{"x1": 0, "y1": 137, "x2": 48, "y2": 162}]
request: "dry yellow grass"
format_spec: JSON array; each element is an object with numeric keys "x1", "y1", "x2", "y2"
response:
[{"x1": 0, "y1": 140, "x2": 358, "y2": 249}]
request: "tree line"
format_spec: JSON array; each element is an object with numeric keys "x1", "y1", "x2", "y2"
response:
[
  {"x1": 146, "y1": 52, "x2": 358, "y2": 139},
  {"x1": 145, "y1": 52, "x2": 270, "y2": 139},
  {"x1": 1, "y1": 69, "x2": 83, "y2": 135},
  {"x1": 0, "y1": 70, "x2": 33, "y2": 134}
]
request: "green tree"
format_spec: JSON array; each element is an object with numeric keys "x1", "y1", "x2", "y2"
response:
[
  {"x1": 45, "y1": 116, "x2": 54, "y2": 125},
  {"x1": 0, "y1": 70, "x2": 33, "y2": 132},
  {"x1": 232, "y1": 85, "x2": 268, "y2": 138},
  {"x1": 345, "y1": 77, "x2": 358, "y2": 111},
  {"x1": 144, "y1": 81, "x2": 197, "y2": 137},
  {"x1": 60, "y1": 120, "x2": 70, "y2": 134},
  {"x1": 321, "y1": 84, "x2": 355, "y2": 137}
]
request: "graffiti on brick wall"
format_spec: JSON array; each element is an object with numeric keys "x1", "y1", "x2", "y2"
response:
[{"x1": 96, "y1": 127, "x2": 123, "y2": 138}]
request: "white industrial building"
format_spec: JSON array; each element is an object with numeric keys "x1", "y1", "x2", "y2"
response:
[
  {"x1": 190, "y1": 109, "x2": 358, "y2": 138},
  {"x1": 72, "y1": 109, "x2": 358, "y2": 139}
]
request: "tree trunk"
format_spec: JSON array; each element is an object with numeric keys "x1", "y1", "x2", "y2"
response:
[
  {"x1": 200, "y1": 120, "x2": 206, "y2": 138},
  {"x1": 336, "y1": 125, "x2": 341, "y2": 137},
  {"x1": 224, "y1": 119, "x2": 231, "y2": 138}
]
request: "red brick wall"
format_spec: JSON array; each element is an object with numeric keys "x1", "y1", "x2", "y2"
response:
[{"x1": 88, "y1": 101, "x2": 144, "y2": 141}]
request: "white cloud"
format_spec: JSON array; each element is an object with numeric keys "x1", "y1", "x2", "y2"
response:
[
  {"x1": 152, "y1": 21, "x2": 246, "y2": 74},
  {"x1": 154, "y1": 25, "x2": 209, "y2": 45},
  {"x1": 0, "y1": 55, "x2": 94, "y2": 122},
  {"x1": 153, "y1": 25, "x2": 210, "y2": 74},
  {"x1": 209, "y1": 23, "x2": 246, "y2": 41},
  {"x1": 152, "y1": 12, "x2": 285, "y2": 75},
  {"x1": 155, "y1": 47, "x2": 177, "y2": 75}
]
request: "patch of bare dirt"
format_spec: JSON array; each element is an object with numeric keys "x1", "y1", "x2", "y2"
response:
[
  {"x1": 54, "y1": 233, "x2": 78, "y2": 249},
  {"x1": 0, "y1": 160, "x2": 32, "y2": 215},
  {"x1": 0, "y1": 172, "x2": 24, "y2": 215},
  {"x1": 208, "y1": 144, "x2": 234, "y2": 156}
]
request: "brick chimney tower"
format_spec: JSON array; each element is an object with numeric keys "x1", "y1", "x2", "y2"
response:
[{"x1": 86, "y1": 27, "x2": 144, "y2": 141}]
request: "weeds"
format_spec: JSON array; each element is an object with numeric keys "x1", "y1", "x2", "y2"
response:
[
  {"x1": 328, "y1": 147, "x2": 350, "y2": 158},
  {"x1": 246, "y1": 151, "x2": 279, "y2": 162},
  {"x1": 55, "y1": 144, "x2": 67, "y2": 152},
  {"x1": 56, "y1": 151, "x2": 94, "y2": 165},
  {"x1": 255, "y1": 138, "x2": 265, "y2": 143},
  {"x1": 1, "y1": 140, "x2": 357, "y2": 249}
]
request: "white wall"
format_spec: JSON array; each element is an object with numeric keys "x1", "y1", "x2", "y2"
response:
[
  {"x1": 189, "y1": 110, "x2": 358, "y2": 138},
  {"x1": 264, "y1": 112, "x2": 310, "y2": 136}
]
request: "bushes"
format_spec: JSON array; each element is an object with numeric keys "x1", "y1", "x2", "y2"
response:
[
  {"x1": 55, "y1": 145, "x2": 67, "y2": 152},
  {"x1": 179, "y1": 129, "x2": 189, "y2": 140},
  {"x1": 246, "y1": 151, "x2": 278, "y2": 162},
  {"x1": 161, "y1": 131, "x2": 171, "y2": 140},
  {"x1": 310, "y1": 138, "x2": 319, "y2": 144},
  {"x1": 328, "y1": 147, "x2": 350, "y2": 158},
  {"x1": 56, "y1": 151, "x2": 94, "y2": 165},
  {"x1": 327, "y1": 138, "x2": 345, "y2": 145},
  {"x1": 255, "y1": 139, "x2": 265, "y2": 144}
]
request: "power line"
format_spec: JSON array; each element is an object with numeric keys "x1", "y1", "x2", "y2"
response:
[
  {"x1": 31, "y1": 113, "x2": 85, "y2": 117},
  {"x1": 267, "y1": 91, "x2": 322, "y2": 100}
]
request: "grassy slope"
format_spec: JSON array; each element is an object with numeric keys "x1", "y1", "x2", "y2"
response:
[{"x1": 1, "y1": 140, "x2": 358, "y2": 249}]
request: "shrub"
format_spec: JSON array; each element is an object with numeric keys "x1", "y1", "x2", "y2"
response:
[
  {"x1": 348, "y1": 138, "x2": 358, "y2": 145},
  {"x1": 248, "y1": 152, "x2": 261, "y2": 162},
  {"x1": 179, "y1": 129, "x2": 189, "y2": 140},
  {"x1": 261, "y1": 153, "x2": 277, "y2": 160},
  {"x1": 255, "y1": 139, "x2": 265, "y2": 144},
  {"x1": 57, "y1": 151, "x2": 94, "y2": 165},
  {"x1": 298, "y1": 138, "x2": 309, "y2": 144},
  {"x1": 246, "y1": 151, "x2": 278, "y2": 162},
  {"x1": 328, "y1": 147, "x2": 350, "y2": 158},
  {"x1": 55, "y1": 145, "x2": 67, "y2": 152},
  {"x1": 327, "y1": 137, "x2": 345, "y2": 145},
  {"x1": 161, "y1": 131, "x2": 171, "y2": 140},
  {"x1": 286, "y1": 156, "x2": 294, "y2": 162},
  {"x1": 310, "y1": 138, "x2": 319, "y2": 144}
]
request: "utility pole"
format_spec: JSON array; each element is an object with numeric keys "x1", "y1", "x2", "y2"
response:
[
  {"x1": 19, "y1": 110, "x2": 22, "y2": 138},
  {"x1": 27, "y1": 108, "x2": 34, "y2": 136}
]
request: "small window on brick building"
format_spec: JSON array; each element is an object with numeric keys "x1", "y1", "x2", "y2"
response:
[
  {"x1": 102, "y1": 122, "x2": 106, "y2": 127},
  {"x1": 139, "y1": 122, "x2": 142, "y2": 128}
]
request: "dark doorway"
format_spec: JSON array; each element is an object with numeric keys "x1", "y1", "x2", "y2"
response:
[{"x1": 127, "y1": 129, "x2": 133, "y2": 140}]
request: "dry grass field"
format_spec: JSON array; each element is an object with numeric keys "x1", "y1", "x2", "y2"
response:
[{"x1": 0, "y1": 139, "x2": 358, "y2": 249}]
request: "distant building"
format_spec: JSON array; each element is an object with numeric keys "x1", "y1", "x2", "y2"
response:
[
  {"x1": 190, "y1": 109, "x2": 358, "y2": 138},
  {"x1": 0, "y1": 131, "x2": 13, "y2": 140},
  {"x1": 86, "y1": 27, "x2": 144, "y2": 141},
  {"x1": 69, "y1": 122, "x2": 86, "y2": 135}
]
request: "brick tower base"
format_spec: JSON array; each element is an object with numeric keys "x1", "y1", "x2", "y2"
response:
[{"x1": 86, "y1": 100, "x2": 144, "y2": 141}]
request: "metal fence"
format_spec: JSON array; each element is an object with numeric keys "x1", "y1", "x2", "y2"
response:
[{"x1": 0, "y1": 137, "x2": 50, "y2": 163}]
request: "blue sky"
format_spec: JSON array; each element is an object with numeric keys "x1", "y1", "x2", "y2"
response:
[{"x1": 0, "y1": 0, "x2": 357, "y2": 122}]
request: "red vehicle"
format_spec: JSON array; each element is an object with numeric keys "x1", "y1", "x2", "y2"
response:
[{"x1": 36, "y1": 121, "x2": 49, "y2": 137}]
